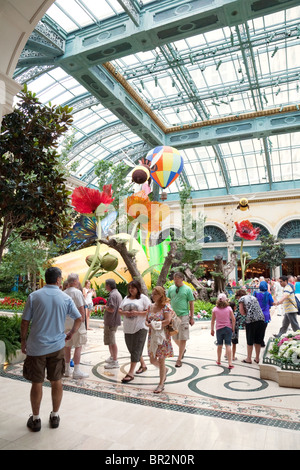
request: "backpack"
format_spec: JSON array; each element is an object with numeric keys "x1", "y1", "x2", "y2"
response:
[
  {"x1": 289, "y1": 284, "x2": 300, "y2": 315},
  {"x1": 294, "y1": 295, "x2": 300, "y2": 315}
]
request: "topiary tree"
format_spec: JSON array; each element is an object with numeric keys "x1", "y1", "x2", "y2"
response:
[
  {"x1": 0, "y1": 85, "x2": 74, "y2": 264},
  {"x1": 256, "y1": 234, "x2": 286, "y2": 278}
]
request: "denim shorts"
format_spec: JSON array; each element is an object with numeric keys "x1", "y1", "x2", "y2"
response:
[{"x1": 216, "y1": 327, "x2": 232, "y2": 346}]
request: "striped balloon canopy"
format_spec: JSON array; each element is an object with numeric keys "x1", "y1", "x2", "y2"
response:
[{"x1": 145, "y1": 146, "x2": 184, "y2": 189}]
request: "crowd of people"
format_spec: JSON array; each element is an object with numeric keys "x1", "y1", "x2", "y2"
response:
[{"x1": 20, "y1": 267, "x2": 300, "y2": 432}]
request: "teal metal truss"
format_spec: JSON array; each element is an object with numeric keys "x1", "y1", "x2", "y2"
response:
[{"x1": 14, "y1": 0, "x2": 300, "y2": 198}]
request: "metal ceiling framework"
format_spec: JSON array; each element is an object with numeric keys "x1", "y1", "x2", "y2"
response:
[{"x1": 14, "y1": 0, "x2": 300, "y2": 199}]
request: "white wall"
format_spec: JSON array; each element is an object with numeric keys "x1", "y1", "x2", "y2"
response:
[{"x1": 0, "y1": 0, "x2": 55, "y2": 120}]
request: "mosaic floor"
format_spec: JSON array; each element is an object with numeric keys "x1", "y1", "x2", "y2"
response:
[{"x1": 1, "y1": 309, "x2": 300, "y2": 450}]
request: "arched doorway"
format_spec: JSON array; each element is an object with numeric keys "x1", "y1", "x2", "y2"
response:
[{"x1": 278, "y1": 220, "x2": 300, "y2": 276}]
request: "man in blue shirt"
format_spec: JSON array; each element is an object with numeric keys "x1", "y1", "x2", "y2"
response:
[{"x1": 21, "y1": 267, "x2": 81, "y2": 432}]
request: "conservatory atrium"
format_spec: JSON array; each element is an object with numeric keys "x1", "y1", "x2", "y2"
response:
[
  {"x1": 0, "y1": 0, "x2": 300, "y2": 452},
  {"x1": 12, "y1": 0, "x2": 300, "y2": 278}
]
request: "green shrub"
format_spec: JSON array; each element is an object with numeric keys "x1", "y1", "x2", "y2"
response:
[
  {"x1": 92, "y1": 283, "x2": 109, "y2": 300},
  {"x1": 0, "y1": 315, "x2": 23, "y2": 361},
  {"x1": 194, "y1": 300, "x2": 215, "y2": 319}
]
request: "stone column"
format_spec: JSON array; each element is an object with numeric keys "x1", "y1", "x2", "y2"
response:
[{"x1": 0, "y1": 72, "x2": 21, "y2": 124}]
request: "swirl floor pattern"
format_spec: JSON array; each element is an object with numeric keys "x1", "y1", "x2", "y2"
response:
[{"x1": 1, "y1": 310, "x2": 300, "y2": 450}]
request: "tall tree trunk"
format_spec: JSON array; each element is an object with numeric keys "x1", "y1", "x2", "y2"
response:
[
  {"x1": 156, "y1": 241, "x2": 177, "y2": 287},
  {"x1": 0, "y1": 218, "x2": 12, "y2": 265},
  {"x1": 183, "y1": 267, "x2": 209, "y2": 300},
  {"x1": 212, "y1": 255, "x2": 226, "y2": 296}
]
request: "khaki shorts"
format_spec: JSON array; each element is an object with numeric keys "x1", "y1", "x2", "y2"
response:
[
  {"x1": 104, "y1": 325, "x2": 118, "y2": 345},
  {"x1": 65, "y1": 322, "x2": 87, "y2": 348},
  {"x1": 23, "y1": 348, "x2": 65, "y2": 383},
  {"x1": 173, "y1": 315, "x2": 190, "y2": 341}
]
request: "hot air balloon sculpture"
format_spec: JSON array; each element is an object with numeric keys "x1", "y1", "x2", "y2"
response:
[{"x1": 146, "y1": 146, "x2": 184, "y2": 199}]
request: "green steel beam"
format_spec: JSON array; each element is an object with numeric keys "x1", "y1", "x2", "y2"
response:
[
  {"x1": 16, "y1": 0, "x2": 300, "y2": 195},
  {"x1": 58, "y1": 0, "x2": 300, "y2": 68},
  {"x1": 62, "y1": 63, "x2": 165, "y2": 147},
  {"x1": 165, "y1": 109, "x2": 300, "y2": 148},
  {"x1": 66, "y1": 121, "x2": 129, "y2": 164},
  {"x1": 116, "y1": 0, "x2": 141, "y2": 26},
  {"x1": 166, "y1": 180, "x2": 300, "y2": 202},
  {"x1": 17, "y1": 19, "x2": 65, "y2": 67}
]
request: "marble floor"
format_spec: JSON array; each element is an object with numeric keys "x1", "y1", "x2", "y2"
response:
[{"x1": 0, "y1": 309, "x2": 299, "y2": 451}]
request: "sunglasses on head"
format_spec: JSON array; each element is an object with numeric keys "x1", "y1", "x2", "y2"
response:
[{"x1": 176, "y1": 286, "x2": 181, "y2": 294}]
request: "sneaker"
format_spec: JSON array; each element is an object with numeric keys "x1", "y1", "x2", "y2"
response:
[
  {"x1": 104, "y1": 360, "x2": 119, "y2": 369},
  {"x1": 49, "y1": 413, "x2": 60, "y2": 429},
  {"x1": 105, "y1": 356, "x2": 114, "y2": 363},
  {"x1": 27, "y1": 415, "x2": 41, "y2": 432},
  {"x1": 73, "y1": 369, "x2": 89, "y2": 379}
]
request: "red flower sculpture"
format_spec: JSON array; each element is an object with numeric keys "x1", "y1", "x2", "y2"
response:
[
  {"x1": 71, "y1": 185, "x2": 114, "y2": 215},
  {"x1": 234, "y1": 220, "x2": 260, "y2": 241}
]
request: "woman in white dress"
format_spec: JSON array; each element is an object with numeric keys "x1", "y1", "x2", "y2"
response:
[{"x1": 83, "y1": 280, "x2": 96, "y2": 330}]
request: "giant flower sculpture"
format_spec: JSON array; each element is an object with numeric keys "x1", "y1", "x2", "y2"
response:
[
  {"x1": 234, "y1": 220, "x2": 260, "y2": 284},
  {"x1": 72, "y1": 185, "x2": 114, "y2": 217},
  {"x1": 125, "y1": 190, "x2": 169, "y2": 258},
  {"x1": 71, "y1": 185, "x2": 115, "y2": 284}
]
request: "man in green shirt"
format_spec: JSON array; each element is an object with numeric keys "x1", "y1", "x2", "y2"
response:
[{"x1": 167, "y1": 272, "x2": 194, "y2": 367}]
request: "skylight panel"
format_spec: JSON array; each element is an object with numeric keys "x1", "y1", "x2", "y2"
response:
[
  {"x1": 28, "y1": 74, "x2": 55, "y2": 94},
  {"x1": 48, "y1": 67, "x2": 69, "y2": 81},
  {"x1": 46, "y1": 4, "x2": 79, "y2": 32},
  {"x1": 81, "y1": 0, "x2": 123, "y2": 20},
  {"x1": 55, "y1": 0, "x2": 94, "y2": 28},
  {"x1": 38, "y1": 84, "x2": 66, "y2": 102},
  {"x1": 188, "y1": 175, "x2": 200, "y2": 190}
]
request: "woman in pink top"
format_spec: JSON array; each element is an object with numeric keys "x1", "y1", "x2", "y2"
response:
[{"x1": 211, "y1": 293, "x2": 236, "y2": 369}]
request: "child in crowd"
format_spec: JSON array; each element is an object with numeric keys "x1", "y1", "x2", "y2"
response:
[
  {"x1": 211, "y1": 293, "x2": 235, "y2": 369},
  {"x1": 229, "y1": 300, "x2": 239, "y2": 360}
]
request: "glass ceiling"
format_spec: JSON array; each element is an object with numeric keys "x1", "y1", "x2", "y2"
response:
[{"x1": 13, "y1": 0, "x2": 300, "y2": 199}]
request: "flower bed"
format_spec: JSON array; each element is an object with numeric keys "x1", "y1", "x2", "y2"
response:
[
  {"x1": 0, "y1": 297, "x2": 26, "y2": 312},
  {"x1": 194, "y1": 310, "x2": 211, "y2": 321},
  {"x1": 193, "y1": 300, "x2": 214, "y2": 321},
  {"x1": 265, "y1": 330, "x2": 300, "y2": 370},
  {"x1": 91, "y1": 304, "x2": 105, "y2": 319}
]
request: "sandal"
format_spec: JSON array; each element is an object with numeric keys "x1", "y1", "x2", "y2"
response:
[
  {"x1": 153, "y1": 384, "x2": 165, "y2": 394},
  {"x1": 254, "y1": 359, "x2": 259, "y2": 364},
  {"x1": 228, "y1": 365, "x2": 234, "y2": 369},
  {"x1": 175, "y1": 360, "x2": 182, "y2": 368},
  {"x1": 136, "y1": 366, "x2": 147, "y2": 374},
  {"x1": 242, "y1": 359, "x2": 252, "y2": 364},
  {"x1": 121, "y1": 374, "x2": 134, "y2": 383}
]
